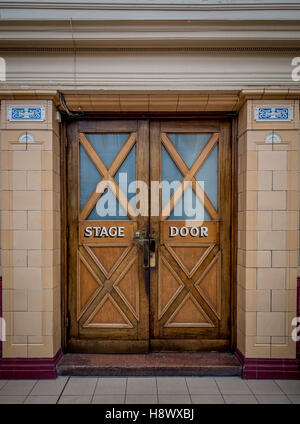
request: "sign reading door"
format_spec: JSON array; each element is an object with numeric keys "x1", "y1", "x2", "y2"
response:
[{"x1": 67, "y1": 119, "x2": 232, "y2": 353}]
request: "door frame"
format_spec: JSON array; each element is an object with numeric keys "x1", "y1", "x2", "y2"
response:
[{"x1": 60, "y1": 113, "x2": 238, "y2": 354}]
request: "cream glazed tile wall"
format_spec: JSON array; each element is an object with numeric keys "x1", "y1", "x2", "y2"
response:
[
  {"x1": 0, "y1": 100, "x2": 61, "y2": 358},
  {"x1": 237, "y1": 99, "x2": 299, "y2": 359}
]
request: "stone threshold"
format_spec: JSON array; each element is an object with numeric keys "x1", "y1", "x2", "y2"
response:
[{"x1": 57, "y1": 352, "x2": 242, "y2": 377}]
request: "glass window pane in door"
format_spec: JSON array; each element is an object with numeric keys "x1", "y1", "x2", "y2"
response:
[
  {"x1": 80, "y1": 134, "x2": 136, "y2": 220},
  {"x1": 168, "y1": 133, "x2": 211, "y2": 168},
  {"x1": 80, "y1": 145, "x2": 102, "y2": 211},
  {"x1": 196, "y1": 144, "x2": 218, "y2": 210},
  {"x1": 86, "y1": 133, "x2": 129, "y2": 168}
]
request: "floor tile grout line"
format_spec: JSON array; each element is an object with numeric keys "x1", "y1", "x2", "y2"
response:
[
  {"x1": 124, "y1": 377, "x2": 128, "y2": 404},
  {"x1": 1, "y1": 377, "x2": 298, "y2": 404},
  {"x1": 126, "y1": 377, "x2": 158, "y2": 398},
  {"x1": 287, "y1": 394, "x2": 300, "y2": 404},
  {"x1": 125, "y1": 378, "x2": 158, "y2": 404},
  {"x1": 155, "y1": 376, "x2": 159, "y2": 402},
  {"x1": 246, "y1": 379, "x2": 288, "y2": 396},
  {"x1": 253, "y1": 393, "x2": 292, "y2": 404},
  {"x1": 91, "y1": 376, "x2": 99, "y2": 404},
  {"x1": 0, "y1": 380, "x2": 9, "y2": 392},
  {"x1": 56, "y1": 376, "x2": 70, "y2": 404},
  {"x1": 214, "y1": 377, "x2": 252, "y2": 403},
  {"x1": 0, "y1": 380, "x2": 38, "y2": 402},
  {"x1": 215, "y1": 376, "x2": 258, "y2": 398},
  {"x1": 184, "y1": 377, "x2": 192, "y2": 404},
  {"x1": 273, "y1": 379, "x2": 287, "y2": 395},
  {"x1": 252, "y1": 393, "x2": 260, "y2": 404},
  {"x1": 213, "y1": 377, "x2": 226, "y2": 403},
  {"x1": 156, "y1": 377, "x2": 192, "y2": 401},
  {"x1": 23, "y1": 380, "x2": 39, "y2": 404},
  {"x1": 243, "y1": 379, "x2": 257, "y2": 398}
]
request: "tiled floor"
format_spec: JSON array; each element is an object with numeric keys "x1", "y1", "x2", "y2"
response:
[{"x1": 0, "y1": 377, "x2": 299, "y2": 404}]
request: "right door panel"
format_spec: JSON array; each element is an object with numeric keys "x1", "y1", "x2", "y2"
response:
[{"x1": 150, "y1": 120, "x2": 232, "y2": 352}]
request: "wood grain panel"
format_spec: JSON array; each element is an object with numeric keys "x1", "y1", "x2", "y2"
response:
[
  {"x1": 160, "y1": 121, "x2": 220, "y2": 133},
  {"x1": 77, "y1": 253, "x2": 103, "y2": 320},
  {"x1": 85, "y1": 244, "x2": 131, "y2": 279},
  {"x1": 83, "y1": 293, "x2": 133, "y2": 329},
  {"x1": 165, "y1": 243, "x2": 215, "y2": 278},
  {"x1": 158, "y1": 256, "x2": 184, "y2": 319},
  {"x1": 195, "y1": 251, "x2": 221, "y2": 319},
  {"x1": 165, "y1": 293, "x2": 214, "y2": 328},
  {"x1": 114, "y1": 257, "x2": 140, "y2": 320}
]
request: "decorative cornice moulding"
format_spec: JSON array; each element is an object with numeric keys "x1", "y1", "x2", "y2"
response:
[
  {"x1": 1, "y1": 1, "x2": 300, "y2": 12},
  {"x1": 1, "y1": 23, "x2": 300, "y2": 49},
  {"x1": 1, "y1": 47, "x2": 300, "y2": 53},
  {"x1": 1, "y1": 1, "x2": 300, "y2": 25}
]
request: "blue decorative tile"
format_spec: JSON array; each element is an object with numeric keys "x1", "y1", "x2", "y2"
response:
[
  {"x1": 7, "y1": 106, "x2": 46, "y2": 122},
  {"x1": 254, "y1": 106, "x2": 293, "y2": 122}
]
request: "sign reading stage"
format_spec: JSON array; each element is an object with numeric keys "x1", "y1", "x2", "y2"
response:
[
  {"x1": 79, "y1": 221, "x2": 136, "y2": 244},
  {"x1": 84, "y1": 226, "x2": 124, "y2": 238}
]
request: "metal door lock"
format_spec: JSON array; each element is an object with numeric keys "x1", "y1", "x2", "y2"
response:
[{"x1": 133, "y1": 230, "x2": 156, "y2": 268}]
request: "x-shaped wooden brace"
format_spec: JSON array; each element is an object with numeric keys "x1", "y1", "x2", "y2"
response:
[
  {"x1": 161, "y1": 132, "x2": 219, "y2": 221},
  {"x1": 79, "y1": 132, "x2": 137, "y2": 220}
]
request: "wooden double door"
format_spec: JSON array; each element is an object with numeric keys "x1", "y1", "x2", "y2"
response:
[{"x1": 66, "y1": 119, "x2": 232, "y2": 353}]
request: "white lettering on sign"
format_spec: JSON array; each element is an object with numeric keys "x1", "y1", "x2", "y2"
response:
[
  {"x1": 169, "y1": 226, "x2": 208, "y2": 238},
  {"x1": 84, "y1": 226, "x2": 125, "y2": 238}
]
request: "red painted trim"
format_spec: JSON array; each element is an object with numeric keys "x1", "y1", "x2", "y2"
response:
[
  {"x1": 297, "y1": 277, "x2": 300, "y2": 360},
  {"x1": 0, "y1": 348, "x2": 62, "y2": 379},
  {"x1": 235, "y1": 348, "x2": 300, "y2": 380}
]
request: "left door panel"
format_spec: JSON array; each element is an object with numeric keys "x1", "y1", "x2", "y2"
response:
[{"x1": 67, "y1": 120, "x2": 149, "y2": 353}]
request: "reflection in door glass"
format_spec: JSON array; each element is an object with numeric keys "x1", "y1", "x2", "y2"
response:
[
  {"x1": 80, "y1": 145, "x2": 102, "y2": 211},
  {"x1": 162, "y1": 133, "x2": 218, "y2": 220},
  {"x1": 80, "y1": 133, "x2": 136, "y2": 220},
  {"x1": 196, "y1": 144, "x2": 218, "y2": 210},
  {"x1": 168, "y1": 133, "x2": 211, "y2": 168}
]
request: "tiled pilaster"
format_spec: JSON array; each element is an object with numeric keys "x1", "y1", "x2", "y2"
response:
[
  {"x1": 237, "y1": 99, "x2": 299, "y2": 359},
  {"x1": 0, "y1": 100, "x2": 61, "y2": 358}
]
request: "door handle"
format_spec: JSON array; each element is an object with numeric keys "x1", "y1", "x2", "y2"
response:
[
  {"x1": 143, "y1": 238, "x2": 150, "y2": 268},
  {"x1": 149, "y1": 238, "x2": 156, "y2": 268},
  {"x1": 133, "y1": 230, "x2": 156, "y2": 269}
]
